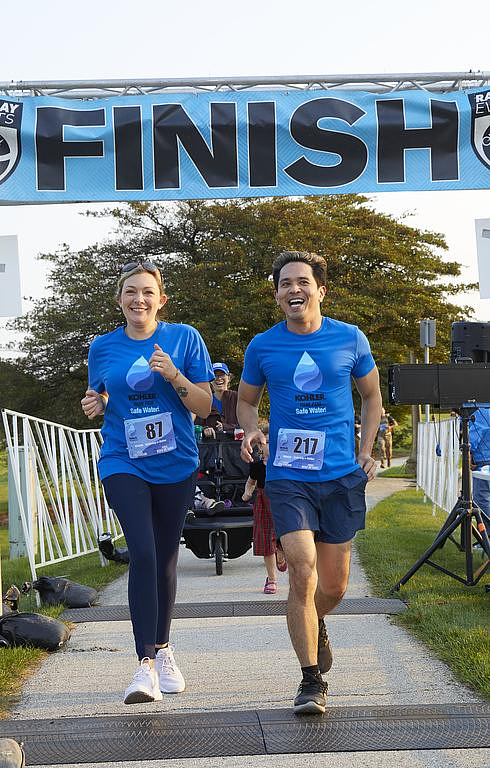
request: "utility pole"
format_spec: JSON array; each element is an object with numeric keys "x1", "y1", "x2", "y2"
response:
[
  {"x1": 406, "y1": 351, "x2": 420, "y2": 476},
  {"x1": 420, "y1": 319, "x2": 436, "y2": 422}
]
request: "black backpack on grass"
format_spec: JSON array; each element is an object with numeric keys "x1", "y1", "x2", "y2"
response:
[
  {"x1": 0, "y1": 611, "x2": 70, "y2": 651},
  {"x1": 30, "y1": 576, "x2": 98, "y2": 608}
]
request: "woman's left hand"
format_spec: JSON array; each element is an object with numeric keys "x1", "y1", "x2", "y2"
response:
[{"x1": 149, "y1": 343, "x2": 178, "y2": 380}]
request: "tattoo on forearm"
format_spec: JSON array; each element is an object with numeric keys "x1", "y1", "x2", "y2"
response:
[{"x1": 176, "y1": 386, "x2": 188, "y2": 398}]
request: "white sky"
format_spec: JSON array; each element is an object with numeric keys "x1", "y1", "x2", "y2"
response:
[{"x1": 1, "y1": 0, "x2": 490, "y2": 349}]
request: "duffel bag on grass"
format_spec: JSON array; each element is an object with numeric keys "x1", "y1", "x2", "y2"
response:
[
  {"x1": 31, "y1": 576, "x2": 98, "y2": 608},
  {"x1": 0, "y1": 611, "x2": 70, "y2": 651}
]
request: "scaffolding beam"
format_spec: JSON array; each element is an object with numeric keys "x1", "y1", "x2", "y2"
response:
[{"x1": 1, "y1": 71, "x2": 489, "y2": 99}]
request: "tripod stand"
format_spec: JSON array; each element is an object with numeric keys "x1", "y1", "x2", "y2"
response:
[{"x1": 391, "y1": 404, "x2": 490, "y2": 592}]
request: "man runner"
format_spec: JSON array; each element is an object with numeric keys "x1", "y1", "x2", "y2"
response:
[{"x1": 238, "y1": 251, "x2": 381, "y2": 714}]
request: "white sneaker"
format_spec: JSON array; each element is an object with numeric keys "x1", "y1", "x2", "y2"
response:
[
  {"x1": 155, "y1": 645, "x2": 186, "y2": 693},
  {"x1": 123, "y1": 657, "x2": 163, "y2": 704}
]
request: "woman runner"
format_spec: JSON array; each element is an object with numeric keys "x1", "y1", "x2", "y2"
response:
[{"x1": 81, "y1": 260, "x2": 213, "y2": 704}]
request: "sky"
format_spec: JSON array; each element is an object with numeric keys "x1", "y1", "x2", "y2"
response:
[{"x1": 1, "y1": 0, "x2": 490, "y2": 351}]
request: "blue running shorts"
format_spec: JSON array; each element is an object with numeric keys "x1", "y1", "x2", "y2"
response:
[{"x1": 265, "y1": 468, "x2": 368, "y2": 544}]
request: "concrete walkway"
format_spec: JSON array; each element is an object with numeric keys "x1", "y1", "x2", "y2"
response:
[{"x1": 9, "y1": 467, "x2": 489, "y2": 767}]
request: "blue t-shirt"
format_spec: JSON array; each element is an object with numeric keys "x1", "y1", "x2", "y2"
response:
[
  {"x1": 89, "y1": 322, "x2": 213, "y2": 483},
  {"x1": 242, "y1": 317, "x2": 375, "y2": 482}
]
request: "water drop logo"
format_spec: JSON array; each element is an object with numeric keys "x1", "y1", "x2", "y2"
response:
[
  {"x1": 126, "y1": 356, "x2": 154, "y2": 391},
  {"x1": 293, "y1": 351, "x2": 323, "y2": 392}
]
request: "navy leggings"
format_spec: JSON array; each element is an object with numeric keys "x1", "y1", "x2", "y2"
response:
[{"x1": 102, "y1": 471, "x2": 197, "y2": 660}]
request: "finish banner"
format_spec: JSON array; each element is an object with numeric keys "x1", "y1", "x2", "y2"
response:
[{"x1": 2, "y1": 87, "x2": 490, "y2": 203}]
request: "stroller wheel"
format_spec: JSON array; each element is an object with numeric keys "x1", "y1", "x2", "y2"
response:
[{"x1": 214, "y1": 537, "x2": 224, "y2": 576}]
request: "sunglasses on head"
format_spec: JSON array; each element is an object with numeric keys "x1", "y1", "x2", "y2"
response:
[{"x1": 121, "y1": 261, "x2": 159, "y2": 275}]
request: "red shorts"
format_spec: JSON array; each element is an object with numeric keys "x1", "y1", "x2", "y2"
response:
[{"x1": 252, "y1": 488, "x2": 277, "y2": 556}]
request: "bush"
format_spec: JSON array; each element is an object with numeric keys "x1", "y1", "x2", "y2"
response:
[{"x1": 393, "y1": 414, "x2": 412, "y2": 450}]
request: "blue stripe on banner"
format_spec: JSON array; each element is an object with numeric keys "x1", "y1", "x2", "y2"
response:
[{"x1": 2, "y1": 88, "x2": 490, "y2": 203}]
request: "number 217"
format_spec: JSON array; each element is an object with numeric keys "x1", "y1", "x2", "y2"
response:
[{"x1": 293, "y1": 436, "x2": 318, "y2": 454}]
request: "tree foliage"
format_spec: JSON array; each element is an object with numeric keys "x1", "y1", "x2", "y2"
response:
[
  {"x1": 0, "y1": 360, "x2": 47, "y2": 441},
  {"x1": 9, "y1": 195, "x2": 474, "y2": 426}
]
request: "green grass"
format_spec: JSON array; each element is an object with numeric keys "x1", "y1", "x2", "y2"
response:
[
  {"x1": 0, "y1": 448, "x2": 128, "y2": 714},
  {"x1": 356, "y1": 489, "x2": 490, "y2": 699},
  {"x1": 0, "y1": 646, "x2": 46, "y2": 718},
  {"x1": 0, "y1": 535, "x2": 127, "y2": 716},
  {"x1": 0, "y1": 450, "x2": 128, "y2": 714},
  {"x1": 1, "y1": 548, "x2": 128, "y2": 612},
  {"x1": 377, "y1": 462, "x2": 415, "y2": 478}
]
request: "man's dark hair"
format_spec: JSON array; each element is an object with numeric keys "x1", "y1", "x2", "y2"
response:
[{"x1": 272, "y1": 251, "x2": 327, "y2": 290}]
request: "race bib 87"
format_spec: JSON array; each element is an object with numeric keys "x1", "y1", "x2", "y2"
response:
[{"x1": 124, "y1": 412, "x2": 176, "y2": 459}]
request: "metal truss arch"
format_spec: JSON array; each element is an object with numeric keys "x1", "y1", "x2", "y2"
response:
[{"x1": 1, "y1": 71, "x2": 490, "y2": 99}]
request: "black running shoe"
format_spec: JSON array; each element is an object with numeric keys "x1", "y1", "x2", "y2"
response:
[
  {"x1": 293, "y1": 677, "x2": 328, "y2": 714},
  {"x1": 318, "y1": 617, "x2": 333, "y2": 674}
]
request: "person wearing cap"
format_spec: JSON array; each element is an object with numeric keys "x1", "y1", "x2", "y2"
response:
[{"x1": 195, "y1": 362, "x2": 239, "y2": 438}]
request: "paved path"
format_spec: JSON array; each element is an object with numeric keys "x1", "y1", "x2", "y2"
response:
[{"x1": 8, "y1": 466, "x2": 489, "y2": 767}]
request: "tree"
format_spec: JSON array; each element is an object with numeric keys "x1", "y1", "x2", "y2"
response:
[
  {"x1": 11, "y1": 195, "x2": 474, "y2": 426},
  {"x1": 0, "y1": 360, "x2": 47, "y2": 442}
]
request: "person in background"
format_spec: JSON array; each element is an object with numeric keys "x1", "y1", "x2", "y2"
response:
[
  {"x1": 81, "y1": 261, "x2": 213, "y2": 705},
  {"x1": 377, "y1": 408, "x2": 397, "y2": 468},
  {"x1": 195, "y1": 362, "x2": 239, "y2": 438},
  {"x1": 242, "y1": 424, "x2": 287, "y2": 594},
  {"x1": 469, "y1": 406, "x2": 490, "y2": 536},
  {"x1": 193, "y1": 362, "x2": 239, "y2": 509}
]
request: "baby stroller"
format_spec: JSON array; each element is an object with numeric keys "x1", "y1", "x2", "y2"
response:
[{"x1": 182, "y1": 436, "x2": 253, "y2": 575}]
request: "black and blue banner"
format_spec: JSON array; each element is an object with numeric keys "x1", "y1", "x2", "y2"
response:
[{"x1": 2, "y1": 87, "x2": 490, "y2": 203}]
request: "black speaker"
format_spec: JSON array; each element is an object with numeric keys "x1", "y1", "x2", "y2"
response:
[
  {"x1": 389, "y1": 363, "x2": 490, "y2": 408},
  {"x1": 451, "y1": 321, "x2": 490, "y2": 363}
]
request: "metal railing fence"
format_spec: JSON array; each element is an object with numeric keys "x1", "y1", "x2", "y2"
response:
[
  {"x1": 417, "y1": 417, "x2": 459, "y2": 515},
  {"x1": 2, "y1": 408, "x2": 123, "y2": 581}
]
